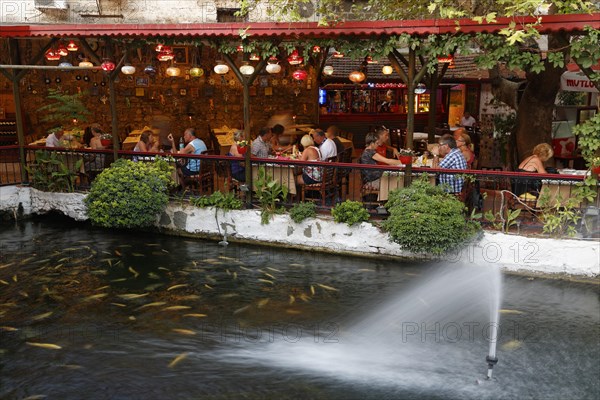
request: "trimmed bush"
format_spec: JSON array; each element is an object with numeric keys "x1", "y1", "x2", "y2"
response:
[
  {"x1": 289, "y1": 202, "x2": 317, "y2": 223},
  {"x1": 331, "y1": 200, "x2": 369, "y2": 226},
  {"x1": 382, "y1": 176, "x2": 481, "y2": 255},
  {"x1": 191, "y1": 191, "x2": 243, "y2": 211},
  {"x1": 85, "y1": 158, "x2": 174, "y2": 228}
]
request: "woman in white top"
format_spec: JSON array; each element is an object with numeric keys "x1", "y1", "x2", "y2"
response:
[{"x1": 297, "y1": 134, "x2": 322, "y2": 185}]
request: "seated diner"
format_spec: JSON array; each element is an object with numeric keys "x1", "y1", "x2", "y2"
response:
[
  {"x1": 359, "y1": 131, "x2": 404, "y2": 187},
  {"x1": 297, "y1": 134, "x2": 322, "y2": 185}
]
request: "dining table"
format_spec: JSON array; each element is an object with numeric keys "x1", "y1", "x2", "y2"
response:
[
  {"x1": 377, "y1": 170, "x2": 436, "y2": 201},
  {"x1": 536, "y1": 169, "x2": 592, "y2": 208},
  {"x1": 251, "y1": 162, "x2": 297, "y2": 196}
]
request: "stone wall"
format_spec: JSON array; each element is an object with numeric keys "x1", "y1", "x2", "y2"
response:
[
  {"x1": 1, "y1": 186, "x2": 599, "y2": 278},
  {"x1": 1, "y1": 53, "x2": 318, "y2": 143}
]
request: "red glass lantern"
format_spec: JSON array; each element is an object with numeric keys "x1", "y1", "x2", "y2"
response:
[
  {"x1": 101, "y1": 59, "x2": 116, "y2": 72},
  {"x1": 365, "y1": 56, "x2": 378, "y2": 64},
  {"x1": 287, "y1": 50, "x2": 304, "y2": 65},
  {"x1": 292, "y1": 69, "x2": 308, "y2": 81},
  {"x1": 333, "y1": 51, "x2": 344, "y2": 58},
  {"x1": 155, "y1": 43, "x2": 165, "y2": 52},
  {"x1": 237, "y1": 45, "x2": 244, "y2": 52},
  {"x1": 67, "y1": 40, "x2": 78, "y2": 52},
  {"x1": 57, "y1": 44, "x2": 69, "y2": 57},
  {"x1": 45, "y1": 49, "x2": 61, "y2": 61},
  {"x1": 312, "y1": 45, "x2": 321, "y2": 53},
  {"x1": 157, "y1": 47, "x2": 174, "y2": 62},
  {"x1": 437, "y1": 54, "x2": 454, "y2": 64}
]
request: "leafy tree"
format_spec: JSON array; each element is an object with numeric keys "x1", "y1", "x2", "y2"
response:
[
  {"x1": 238, "y1": 0, "x2": 600, "y2": 165},
  {"x1": 36, "y1": 88, "x2": 92, "y2": 129}
]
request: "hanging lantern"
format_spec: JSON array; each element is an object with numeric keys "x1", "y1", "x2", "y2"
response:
[
  {"x1": 292, "y1": 69, "x2": 308, "y2": 81},
  {"x1": 323, "y1": 65, "x2": 334, "y2": 76},
  {"x1": 237, "y1": 45, "x2": 244, "y2": 52},
  {"x1": 155, "y1": 43, "x2": 165, "y2": 52},
  {"x1": 266, "y1": 63, "x2": 282, "y2": 74},
  {"x1": 213, "y1": 61, "x2": 229, "y2": 75},
  {"x1": 101, "y1": 59, "x2": 116, "y2": 72},
  {"x1": 144, "y1": 65, "x2": 157, "y2": 76},
  {"x1": 312, "y1": 45, "x2": 321, "y2": 54},
  {"x1": 240, "y1": 62, "x2": 255, "y2": 76},
  {"x1": 45, "y1": 49, "x2": 61, "y2": 61},
  {"x1": 348, "y1": 70, "x2": 366, "y2": 83},
  {"x1": 78, "y1": 59, "x2": 93, "y2": 68},
  {"x1": 448, "y1": 58, "x2": 456, "y2": 69},
  {"x1": 333, "y1": 51, "x2": 344, "y2": 58},
  {"x1": 157, "y1": 47, "x2": 174, "y2": 62},
  {"x1": 166, "y1": 66, "x2": 181, "y2": 77},
  {"x1": 382, "y1": 65, "x2": 393, "y2": 75},
  {"x1": 249, "y1": 53, "x2": 260, "y2": 61},
  {"x1": 121, "y1": 64, "x2": 136, "y2": 75},
  {"x1": 66, "y1": 40, "x2": 79, "y2": 52},
  {"x1": 57, "y1": 44, "x2": 69, "y2": 57},
  {"x1": 287, "y1": 49, "x2": 304, "y2": 65},
  {"x1": 365, "y1": 56, "x2": 378, "y2": 64},
  {"x1": 437, "y1": 54, "x2": 454, "y2": 64},
  {"x1": 414, "y1": 83, "x2": 427, "y2": 94},
  {"x1": 189, "y1": 67, "x2": 204, "y2": 77}
]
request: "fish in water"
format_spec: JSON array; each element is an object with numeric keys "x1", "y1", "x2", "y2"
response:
[
  {"x1": 183, "y1": 313, "x2": 207, "y2": 318},
  {"x1": 167, "y1": 284, "x2": 189, "y2": 291},
  {"x1": 168, "y1": 352, "x2": 189, "y2": 368},
  {"x1": 172, "y1": 328, "x2": 196, "y2": 335},
  {"x1": 499, "y1": 309, "x2": 524, "y2": 315},
  {"x1": 161, "y1": 306, "x2": 191, "y2": 311},
  {"x1": 117, "y1": 293, "x2": 149, "y2": 300},
  {"x1": 317, "y1": 283, "x2": 338, "y2": 292},
  {"x1": 136, "y1": 302, "x2": 167, "y2": 310},
  {"x1": 501, "y1": 340, "x2": 523, "y2": 351},
  {"x1": 26, "y1": 342, "x2": 62, "y2": 350},
  {"x1": 31, "y1": 311, "x2": 53, "y2": 321}
]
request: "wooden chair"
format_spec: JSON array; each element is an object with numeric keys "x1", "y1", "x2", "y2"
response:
[
  {"x1": 336, "y1": 147, "x2": 353, "y2": 196},
  {"x1": 357, "y1": 156, "x2": 381, "y2": 207},
  {"x1": 183, "y1": 157, "x2": 214, "y2": 195},
  {"x1": 299, "y1": 156, "x2": 337, "y2": 206}
]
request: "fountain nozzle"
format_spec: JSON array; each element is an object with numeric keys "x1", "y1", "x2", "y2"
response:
[{"x1": 485, "y1": 355, "x2": 498, "y2": 379}]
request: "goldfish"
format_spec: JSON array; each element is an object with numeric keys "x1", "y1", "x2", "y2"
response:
[
  {"x1": 26, "y1": 342, "x2": 62, "y2": 350},
  {"x1": 168, "y1": 352, "x2": 189, "y2": 368}
]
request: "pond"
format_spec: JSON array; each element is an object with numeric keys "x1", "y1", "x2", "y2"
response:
[{"x1": 0, "y1": 215, "x2": 598, "y2": 400}]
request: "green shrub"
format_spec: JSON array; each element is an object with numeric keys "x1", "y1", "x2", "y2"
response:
[
  {"x1": 289, "y1": 202, "x2": 317, "y2": 223},
  {"x1": 190, "y1": 191, "x2": 243, "y2": 211},
  {"x1": 382, "y1": 176, "x2": 481, "y2": 255},
  {"x1": 85, "y1": 158, "x2": 174, "y2": 228},
  {"x1": 331, "y1": 200, "x2": 369, "y2": 226}
]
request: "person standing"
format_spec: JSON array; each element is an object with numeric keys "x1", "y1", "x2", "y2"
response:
[
  {"x1": 460, "y1": 111, "x2": 477, "y2": 128},
  {"x1": 433, "y1": 134, "x2": 467, "y2": 194}
]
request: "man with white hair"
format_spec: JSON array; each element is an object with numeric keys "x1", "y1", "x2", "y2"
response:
[{"x1": 311, "y1": 129, "x2": 337, "y2": 160}]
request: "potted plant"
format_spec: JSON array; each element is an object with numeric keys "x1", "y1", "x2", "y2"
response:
[
  {"x1": 591, "y1": 157, "x2": 600, "y2": 175},
  {"x1": 236, "y1": 139, "x2": 249, "y2": 155},
  {"x1": 100, "y1": 133, "x2": 112, "y2": 147},
  {"x1": 397, "y1": 148, "x2": 415, "y2": 165}
]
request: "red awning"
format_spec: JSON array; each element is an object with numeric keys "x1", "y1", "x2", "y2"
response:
[{"x1": 1, "y1": 13, "x2": 599, "y2": 39}]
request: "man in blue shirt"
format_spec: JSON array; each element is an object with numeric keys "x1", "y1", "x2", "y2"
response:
[
  {"x1": 436, "y1": 134, "x2": 467, "y2": 193},
  {"x1": 168, "y1": 128, "x2": 208, "y2": 183}
]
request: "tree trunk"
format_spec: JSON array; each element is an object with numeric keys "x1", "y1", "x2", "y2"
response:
[{"x1": 514, "y1": 32, "x2": 570, "y2": 165}]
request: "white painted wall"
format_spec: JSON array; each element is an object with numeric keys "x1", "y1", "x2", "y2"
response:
[{"x1": 1, "y1": 186, "x2": 599, "y2": 278}]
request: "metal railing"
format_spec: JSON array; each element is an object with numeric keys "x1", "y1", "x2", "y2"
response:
[{"x1": 2, "y1": 145, "x2": 598, "y2": 221}]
